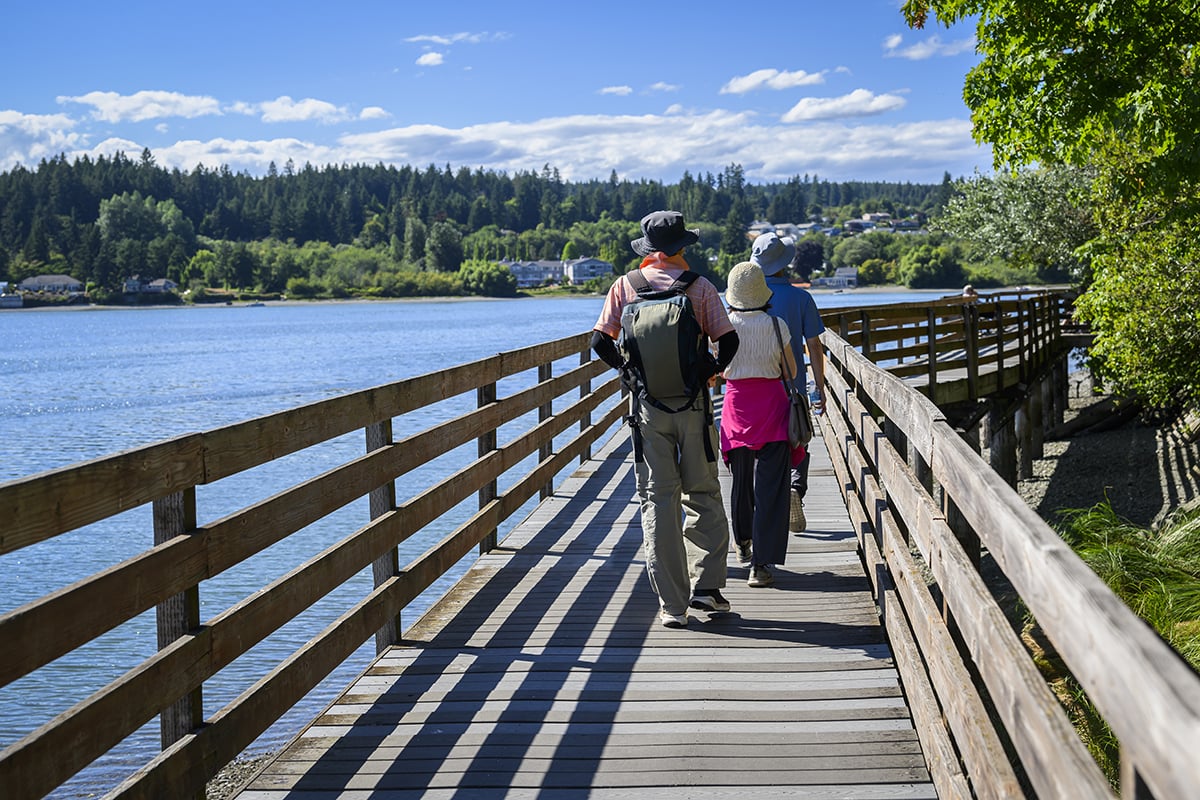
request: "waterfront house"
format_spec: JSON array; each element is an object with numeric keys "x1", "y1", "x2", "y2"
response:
[
  {"x1": 502, "y1": 260, "x2": 564, "y2": 289},
  {"x1": 18, "y1": 274, "x2": 84, "y2": 293},
  {"x1": 563, "y1": 258, "x2": 613, "y2": 285},
  {"x1": 0, "y1": 281, "x2": 21, "y2": 308},
  {"x1": 812, "y1": 266, "x2": 859, "y2": 289},
  {"x1": 145, "y1": 278, "x2": 179, "y2": 293}
]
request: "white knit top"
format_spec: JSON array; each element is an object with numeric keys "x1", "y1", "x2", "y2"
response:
[{"x1": 723, "y1": 310, "x2": 791, "y2": 381}]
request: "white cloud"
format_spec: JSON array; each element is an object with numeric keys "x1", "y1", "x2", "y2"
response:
[
  {"x1": 329, "y1": 109, "x2": 983, "y2": 183},
  {"x1": 884, "y1": 34, "x2": 976, "y2": 60},
  {"x1": 416, "y1": 52, "x2": 444, "y2": 67},
  {"x1": 230, "y1": 96, "x2": 351, "y2": 124},
  {"x1": 647, "y1": 82, "x2": 679, "y2": 93},
  {"x1": 7, "y1": 106, "x2": 986, "y2": 184},
  {"x1": 149, "y1": 137, "x2": 340, "y2": 173},
  {"x1": 359, "y1": 106, "x2": 389, "y2": 120},
  {"x1": 720, "y1": 68, "x2": 826, "y2": 94},
  {"x1": 405, "y1": 32, "x2": 507, "y2": 46},
  {"x1": 261, "y1": 96, "x2": 347, "y2": 123},
  {"x1": 782, "y1": 89, "x2": 906, "y2": 122},
  {"x1": 0, "y1": 110, "x2": 86, "y2": 167},
  {"x1": 599, "y1": 86, "x2": 633, "y2": 96},
  {"x1": 56, "y1": 90, "x2": 221, "y2": 122}
]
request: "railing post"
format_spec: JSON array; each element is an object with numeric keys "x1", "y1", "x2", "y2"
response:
[
  {"x1": 988, "y1": 400, "x2": 1018, "y2": 487},
  {"x1": 1053, "y1": 358, "x2": 1069, "y2": 429},
  {"x1": 366, "y1": 420, "x2": 401, "y2": 651},
  {"x1": 1016, "y1": 397, "x2": 1034, "y2": 480},
  {"x1": 994, "y1": 300, "x2": 1005, "y2": 389},
  {"x1": 579, "y1": 348, "x2": 592, "y2": 463},
  {"x1": 478, "y1": 381, "x2": 498, "y2": 553},
  {"x1": 1030, "y1": 378, "x2": 1045, "y2": 460},
  {"x1": 859, "y1": 309, "x2": 873, "y2": 361},
  {"x1": 1018, "y1": 299, "x2": 1030, "y2": 382},
  {"x1": 965, "y1": 303, "x2": 979, "y2": 401},
  {"x1": 153, "y1": 487, "x2": 202, "y2": 754},
  {"x1": 539, "y1": 362, "x2": 554, "y2": 500},
  {"x1": 925, "y1": 308, "x2": 938, "y2": 404}
]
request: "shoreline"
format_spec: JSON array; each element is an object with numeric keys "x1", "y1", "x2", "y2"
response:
[{"x1": 2, "y1": 284, "x2": 1062, "y2": 312}]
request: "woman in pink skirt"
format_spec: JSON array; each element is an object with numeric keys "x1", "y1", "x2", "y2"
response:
[{"x1": 719, "y1": 262, "x2": 806, "y2": 587}]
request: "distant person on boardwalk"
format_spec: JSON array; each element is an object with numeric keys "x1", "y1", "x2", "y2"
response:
[
  {"x1": 591, "y1": 210, "x2": 740, "y2": 629},
  {"x1": 719, "y1": 261, "x2": 804, "y2": 588},
  {"x1": 751, "y1": 232, "x2": 826, "y2": 533},
  {"x1": 961, "y1": 284, "x2": 981, "y2": 323}
]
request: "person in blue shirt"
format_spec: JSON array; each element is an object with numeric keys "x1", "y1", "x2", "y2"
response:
[{"x1": 750, "y1": 232, "x2": 826, "y2": 532}]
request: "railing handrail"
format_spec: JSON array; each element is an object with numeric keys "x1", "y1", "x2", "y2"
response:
[
  {"x1": 818, "y1": 289, "x2": 1200, "y2": 800},
  {"x1": 0, "y1": 331, "x2": 625, "y2": 800}
]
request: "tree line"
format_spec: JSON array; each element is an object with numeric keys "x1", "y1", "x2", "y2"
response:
[{"x1": 0, "y1": 151, "x2": 962, "y2": 298}]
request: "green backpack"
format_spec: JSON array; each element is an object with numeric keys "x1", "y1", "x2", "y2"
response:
[{"x1": 619, "y1": 270, "x2": 710, "y2": 413}]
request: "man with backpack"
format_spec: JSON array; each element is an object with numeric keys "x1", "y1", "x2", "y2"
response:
[{"x1": 591, "y1": 210, "x2": 740, "y2": 629}]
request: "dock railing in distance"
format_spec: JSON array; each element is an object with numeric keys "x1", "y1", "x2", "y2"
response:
[
  {"x1": 0, "y1": 332, "x2": 624, "y2": 800},
  {"x1": 818, "y1": 288, "x2": 1075, "y2": 405},
  {"x1": 817, "y1": 292, "x2": 1200, "y2": 800}
]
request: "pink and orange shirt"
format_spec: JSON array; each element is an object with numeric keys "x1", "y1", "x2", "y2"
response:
[{"x1": 593, "y1": 252, "x2": 734, "y2": 342}]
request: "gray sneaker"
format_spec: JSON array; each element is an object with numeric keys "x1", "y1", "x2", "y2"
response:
[
  {"x1": 734, "y1": 539, "x2": 753, "y2": 566},
  {"x1": 789, "y1": 492, "x2": 806, "y2": 532},
  {"x1": 748, "y1": 565, "x2": 775, "y2": 588}
]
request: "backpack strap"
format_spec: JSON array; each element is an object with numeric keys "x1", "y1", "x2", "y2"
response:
[{"x1": 625, "y1": 268, "x2": 698, "y2": 299}]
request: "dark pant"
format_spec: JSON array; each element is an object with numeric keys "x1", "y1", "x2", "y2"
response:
[
  {"x1": 791, "y1": 447, "x2": 810, "y2": 499},
  {"x1": 728, "y1": 441, "x2": 790, "y2": 566}
]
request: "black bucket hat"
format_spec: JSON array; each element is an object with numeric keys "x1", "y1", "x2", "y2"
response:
[{"x1": 630, "y1": 210, "x2": 700, "y2": 256}]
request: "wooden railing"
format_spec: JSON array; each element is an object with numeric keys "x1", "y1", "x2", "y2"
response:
[
  {"x1": 819, "y1": 289, "x2": 1200, "y2": 799},
  {"x1": 0, "y1": 332, "x2": 624, "y2": 800},
  {"x1": 818, "y1": 288, "x2": 1076, "y2": 405}
]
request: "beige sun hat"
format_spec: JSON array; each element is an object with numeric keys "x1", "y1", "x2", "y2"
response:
[{"x1": 725, "y1": 261, "x2": 773, "y2": 311}]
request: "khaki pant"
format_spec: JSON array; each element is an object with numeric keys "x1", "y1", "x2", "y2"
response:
[{"x1": 633, "y1": 395, "x2": 730, "y2": 615}]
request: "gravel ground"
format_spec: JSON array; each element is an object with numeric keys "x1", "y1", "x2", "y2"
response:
[
  {"x1": 1016, "y1": 375, "x2": 1200, "y2": 529},
  {"x1": 207, "y1": 753, "x2": 275, "y2": 800}
]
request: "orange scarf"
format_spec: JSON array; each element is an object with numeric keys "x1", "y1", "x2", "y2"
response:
[{"x1": 639, "y1": 251, "x2": 690, "y2": 270}]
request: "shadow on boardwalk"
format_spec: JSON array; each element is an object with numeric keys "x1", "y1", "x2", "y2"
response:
[{"x1": 235, "y1": 433, "x2": 934, "y2": 799}]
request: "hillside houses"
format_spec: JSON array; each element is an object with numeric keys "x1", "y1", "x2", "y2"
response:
[{"x1": 501, "y1": 257, "x2": 614, "y2": 289}]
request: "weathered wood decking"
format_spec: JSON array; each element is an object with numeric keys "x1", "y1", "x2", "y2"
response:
[{"x1": 236, "y1": 425, "x2": 934, "y2": 798}]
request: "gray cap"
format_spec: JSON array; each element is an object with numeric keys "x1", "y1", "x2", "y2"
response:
[{"x1": 750, "y1": 232, "x2": 796, "y2": 275}]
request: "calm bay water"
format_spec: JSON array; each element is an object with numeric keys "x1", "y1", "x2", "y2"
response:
[{"x1": 0, "y1": 289, "x2": 944, "y2": 796}]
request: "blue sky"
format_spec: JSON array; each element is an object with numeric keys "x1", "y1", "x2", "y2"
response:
[{"x1": 0, "y1": 0, "x2": 987, "y2": 185}]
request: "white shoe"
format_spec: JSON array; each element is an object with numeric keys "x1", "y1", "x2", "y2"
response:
[{"x1": 660, "y1": 610, "x2": 689, "y2": 628}]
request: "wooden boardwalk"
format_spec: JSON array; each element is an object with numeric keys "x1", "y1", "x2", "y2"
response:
[{"x1": 236, "y1": 424, "x2": 935, "y2": 799}]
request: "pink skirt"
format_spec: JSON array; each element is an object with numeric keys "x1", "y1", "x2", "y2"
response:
[{"x1": 720, "y1": 377, "x2": 806, "y2": 467}]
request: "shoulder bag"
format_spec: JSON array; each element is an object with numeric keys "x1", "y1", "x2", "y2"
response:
[{"x1": 771, "y1": 317, "x2": 813, "y2": 448}]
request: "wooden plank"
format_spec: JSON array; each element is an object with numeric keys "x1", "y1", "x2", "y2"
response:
[
  {"x1": 0, "y1": 433, "x2": 205, "y2": 552},
  {"x1": 202, "y1": 334, "x2": 594, "y2": 481}
]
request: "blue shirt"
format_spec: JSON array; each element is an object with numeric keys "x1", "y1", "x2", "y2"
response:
[{"x1": 765, "y1": 274, "x2": 824, "y2": 388}]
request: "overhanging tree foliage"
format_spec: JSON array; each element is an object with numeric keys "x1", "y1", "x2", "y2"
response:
[
  {"x1": 905, "y1": 0, "x2": 1200, "y2": 407},
  {"x1": 934, "y1": 166, "x2": 1095, "y2": 282}
]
